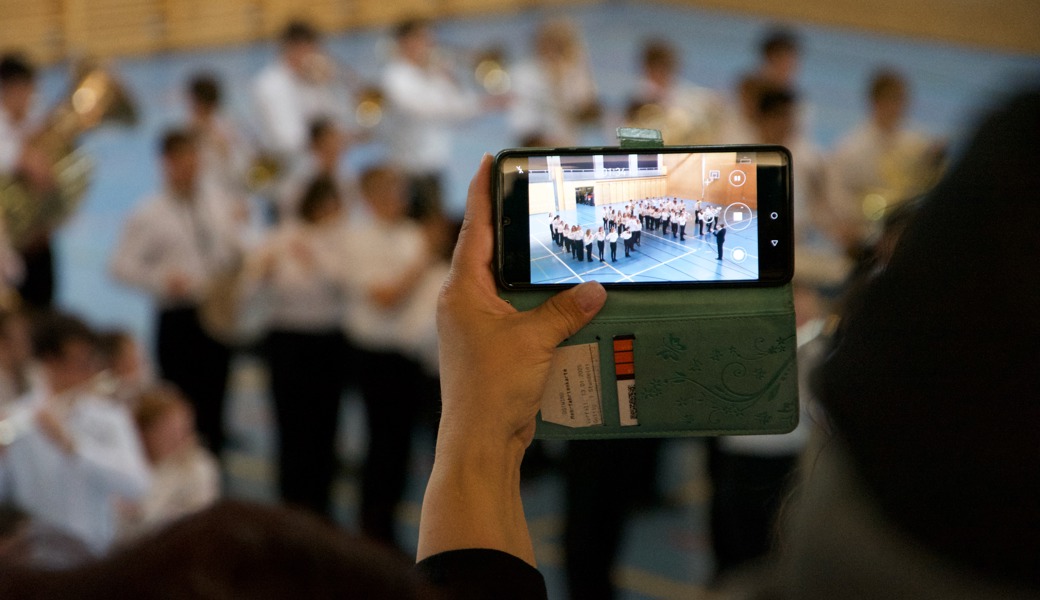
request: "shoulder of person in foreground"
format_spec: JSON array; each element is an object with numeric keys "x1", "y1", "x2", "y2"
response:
[{"x1": 0, "y1": 500, "x2": 438, "y2": 600}]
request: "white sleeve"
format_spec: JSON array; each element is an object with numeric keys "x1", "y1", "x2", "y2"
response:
[
  {"x1": 253, "y1": 70, "x2": 306, "y2": 156},
  {"x1": 109, "y1": 206, "x2": 170, "y2": 297},
  {"x1": 383, "y1": 65, "x2": 480, "y2": 123},
  {"x1": 70, "y1": 403, "x2": 152, "y2": 500}
]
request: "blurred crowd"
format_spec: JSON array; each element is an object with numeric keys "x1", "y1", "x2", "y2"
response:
[{"x1": 0, "y1": 12, "x2": 955, "y2": 597}]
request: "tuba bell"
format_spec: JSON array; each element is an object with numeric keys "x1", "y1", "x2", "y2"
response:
[{"x1": 0, "y1": 61, "x2": 137, "y2": 249}]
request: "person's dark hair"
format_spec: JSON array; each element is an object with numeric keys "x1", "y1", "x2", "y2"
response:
[
  {"x1": 188, "y1": 73, "x2": 221, "y2": 109},
  {"x1": 0, "y1": 53, "x2": 35, "y2": 85},
  {"x1": 868, "y1": 67, "x2": 907, "y2": 104},
  {"x1": 95, "y1": 329, "x2": 133, "y2": 367},
  {"x1": 760, "y1": 27, "x2": 800, "y2": 59},
  {"x1": 308, "y1": 117, "x2": 335, "y2": 148},
  {"x1": 30, "y1": 311, "x2": 97, "y2": 361},
  {"x1": 642, "y1": 40, "x2": 677, "y2": 71},
  {"x1": 0, "y1": 501, "x2": 437, "y2": 599},
  {"x1": 812, "y1": 88, "x2": 1040, "y2": 589},
  {"x1": 280, "y1": 19, "x2": 319, "y2": 45},
  {"x1": 159, "y1": 128, "x2": 195, "y2": 157},
  {"x1": 297, "y1": 175, "x2": 340, "y2": 222},
  {"x1": 394, "y1": 17, "x2": 430, "y2": 41},
  {"x1": 757, "y1": 85, "x2": 796, "y2": 117}
]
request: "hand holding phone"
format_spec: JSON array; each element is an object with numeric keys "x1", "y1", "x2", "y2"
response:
[{"x1": 492, "y1": 145, "x2": 799, "y2": 439}]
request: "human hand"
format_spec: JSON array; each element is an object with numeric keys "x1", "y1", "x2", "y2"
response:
[
  {"x1": 419, "y1": 154, "x2": 606, "y2": 565},
  {"x1": 35, "y1": 405, "x2": 75, "y2": 455},
  {"x1": 166, "y1": 271, "x2": 193, "y2": 298},
  {"x1": 436, "y1": 154, "x2": 606, "y2": 454}
]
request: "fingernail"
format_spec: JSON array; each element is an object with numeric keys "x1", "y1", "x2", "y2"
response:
[{"x1": 574, "y1": 281, "x2": 606, "y2": 313}]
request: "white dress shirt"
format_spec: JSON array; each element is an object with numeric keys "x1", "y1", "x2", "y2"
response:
[
  {"x1": 110, "y1": 185, "x2": 240, "y2": 309},
  {"x1": 252, "y1": 60, "x2": 349, "y2": 158},
  {"x1": 381, "y1": 58, "x2": 480, "y2": 174},
  {"x1": 0, "y1": 388, "x2": 151, "y2": 554},
  {"x1": 247, "y1": 220, "x2": 350, "y2": 332},
  {"x1": 338, "y1": 217, "x2": 427, "y2": 352},
  {"x1": 509, "y1": 58, "x2": 596, "y2": 145}
]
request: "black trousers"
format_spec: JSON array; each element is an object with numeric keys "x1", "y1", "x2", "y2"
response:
[
  {"x1": 565, "y1": 439, "x2": 662, "y2": 600},
  {"x1": 355, "y1": 347, "x2": 431, "y2": 547},
  {"x1": 709, "y1": 449, "x2": 798, "y2": 577},
  {"x1": 16, "y1": 239, "x2": 54, "y2": 309},
  {"x1": 585, "y1": 244, "x2": 592, "y2": 261},
  {"x1": 157, "y1": 307, "x2": 231, "y2": 454},
  {"x1": 266, "y1": 329, "x2": 348, "y2": 516},
  {"x1": 609, "y1": 242, "x2": 617, "y2": 261},
  {"x1": 406, "y1": 173, "x2": 443, "y2": 220},
  {"x1": 597, "y1": 241, "x2": 605, "y2": 260}
]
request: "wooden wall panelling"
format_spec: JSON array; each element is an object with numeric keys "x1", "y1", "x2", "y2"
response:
[
  {"x1": 658, "y1": 0, "x2": 1040, "y2": 54},
  {"x1": 64, "y1": 0, "x2": 164, "y2": 58},
  {"x1": 441, "y1": 0, "x2": 524, "y2": 18},
  {"x1": 257, "y1": 0, "x2": 353, "y2": 38},
  {"x1": 163, "y1": 0, "x2": 260, "y2": 50},
  {"x1": 351, "y1": 0, "x2": 440, "y2": 29},
  {"x1": 0, "y1": 0, "x2": 64, "y2": 64}
]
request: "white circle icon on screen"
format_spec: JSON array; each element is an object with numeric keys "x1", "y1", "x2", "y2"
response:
[
  {"x1": 723, "y1": 202, "x2": 753, "y2": 232},
  {"x1": 732, "y1": 247, "x2": 748, "y2": 263},
  {"x1": 728, "y1": 170, "x2": 747, "y2": 187}
]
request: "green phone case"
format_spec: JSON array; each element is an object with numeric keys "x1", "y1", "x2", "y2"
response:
[
  {"x1": 499, "y1": 129, "x2": 799, "y2": 439},
  {"x1": 501, "y1": 286, "x2": 799, "y2": 439}
]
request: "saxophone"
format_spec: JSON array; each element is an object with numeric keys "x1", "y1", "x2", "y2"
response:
[{"x1": 0, "y1": 63, "x2": 136, "y2": 249}]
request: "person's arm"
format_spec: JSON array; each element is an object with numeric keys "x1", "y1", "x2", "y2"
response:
[{"x1": 417, "y1": 154, "x2": 606, "y2": 566}]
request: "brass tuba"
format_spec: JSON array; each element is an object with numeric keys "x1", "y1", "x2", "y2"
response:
[{"x1": 0, "y1": 62, "x2": 136, "y2": 249}]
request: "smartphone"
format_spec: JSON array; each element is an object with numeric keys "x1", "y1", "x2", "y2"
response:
[{"x1": 494, "y1": 145, "x2": 793, "y2": 289}]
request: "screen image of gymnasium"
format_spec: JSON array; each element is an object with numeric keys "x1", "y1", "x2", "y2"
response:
[{"x1": 528, "y1": 152, "x2": 760, "y2": 284}]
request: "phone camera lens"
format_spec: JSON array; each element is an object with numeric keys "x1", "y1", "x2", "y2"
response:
[{"x1": 503, "y1": 217, "x2": 512, "y2": 226}]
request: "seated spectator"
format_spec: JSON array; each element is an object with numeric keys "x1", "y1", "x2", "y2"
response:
[
  {"x1": 117, "y1": 384, "x2": 219, "y2": 541},
  {"x1": 0, "y1": 312, "x2": 151, "y2": 555}
]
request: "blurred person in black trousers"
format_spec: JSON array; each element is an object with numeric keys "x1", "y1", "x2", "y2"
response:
[
  {"x1": 338, "y1": 165, "x2": 434, "y2": 548},
  {"x1": 110, "y1": 130, "x2": 241, "y2": 455},
  {"x1": 244, "y1": 176, "x2": 351, "y2": 516},
  {"x1": 0, "y1": 54, "x2": 52, "y2": 308}
]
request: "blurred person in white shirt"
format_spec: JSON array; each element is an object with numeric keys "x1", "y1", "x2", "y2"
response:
[
  {"x1": 118, "y1": 384, "x2": 219, "y2": 541},
  {"x1": 338, "y1": 165, "x2": 433, "y2": 548},
  {"x1": 253, "y1": 21, "x2": 350, "y2": 170},
  {"x1": 245, "y1": 175, "x2": 351, "y2": 517},
  {"x1": 110, "y1": 129, "x2": 242, "y2": 455},
  {"x1": 831, "y1": 69, "x2": 944, "y2": 254},
  {"x1": 0, "y1": 312, "x2": 150, "y2": 555},
  {"x1": 509, "y1": 18, "x2": 600, "y2": 146},
  {"x1": 626, "y1": 39, "x2": 724, "y2": 145},
  {"x1": 382, "y1": 18, "x2": 502, "y2": 220}
]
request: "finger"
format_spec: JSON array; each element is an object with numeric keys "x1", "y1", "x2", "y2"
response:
[
  {"x1": 451, "y1": 153, "x2": 494, "y2": 271},
  {"x1": 525, "y1": 281, "x2": 607, "y2": 344}
]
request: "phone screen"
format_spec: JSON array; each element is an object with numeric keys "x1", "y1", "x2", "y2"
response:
[{"x1": 494, "y1": 146, "x2": 793, "y2": 289}]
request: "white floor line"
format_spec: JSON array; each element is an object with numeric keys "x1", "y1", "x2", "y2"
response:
[{"x1": 533, "y1": 235, "x2": 584, "y2": 282}]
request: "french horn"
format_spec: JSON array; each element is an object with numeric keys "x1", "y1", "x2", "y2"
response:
[{"x1": 0, "y1": 62, "x2": 136, "y2": 249}]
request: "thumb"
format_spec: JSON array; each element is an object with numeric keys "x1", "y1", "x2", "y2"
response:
[{"x1": 526, "y1": 281, "x2": 607, "y2": 345}]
